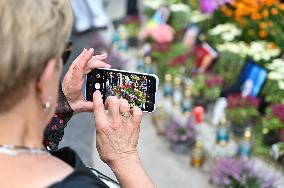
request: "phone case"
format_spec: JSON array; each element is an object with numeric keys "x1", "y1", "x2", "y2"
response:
[{"x1": 85, "y1": 68, "x2": 159, "y2": 113}]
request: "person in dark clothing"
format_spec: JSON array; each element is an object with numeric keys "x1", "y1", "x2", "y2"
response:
[
  {"x1": 127, "y1": 0, "x2": 138, "y2": 16},
  {"x1": 0, "y1": 0, "x2": 155, "y2": 187}
]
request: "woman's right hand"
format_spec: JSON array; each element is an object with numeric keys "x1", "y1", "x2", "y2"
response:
[
  {"x1": 92, "y1": 91, "x2": 142, "y2": 165},
  {"x1": 92, "y1": 83, "x2": 155, "y2": 188}
]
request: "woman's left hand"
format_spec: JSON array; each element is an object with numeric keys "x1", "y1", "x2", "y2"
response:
[{"x1": 62, "y1": 48, "x2": 111, "y2": 114}]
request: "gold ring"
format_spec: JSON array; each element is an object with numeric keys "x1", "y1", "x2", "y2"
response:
[{"x1": 121, "y1": 112, "x2": 131, "y2": 117}]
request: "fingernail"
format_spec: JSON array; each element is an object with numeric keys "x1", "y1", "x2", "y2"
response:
[
  {"x1": 106, "y1": 64, "x2": 111, "y2": 68},
  {"x1": 82, "y1": 48, "x2": 87, "y2": 53},
  {"x1": 89, "y1": 48, "x2": 94, "y2": 54},
  {"x1": 94, "y1": 90, "x2": 101, "y2": 95},
  {"x1": 101, "y1": 53, "x2": 107, "y2": 56}
]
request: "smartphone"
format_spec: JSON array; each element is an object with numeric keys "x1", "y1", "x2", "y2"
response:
[{"x1": 86, "y1": 68, "x2": 159, "y2": 113}]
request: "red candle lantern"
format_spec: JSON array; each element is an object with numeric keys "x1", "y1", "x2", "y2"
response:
[{"x1": 193, "y1": 106, "x2": 204, "y2": 124}]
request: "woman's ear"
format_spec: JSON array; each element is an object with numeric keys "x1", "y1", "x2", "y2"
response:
[{"x1": 36, "y1": 59, "x2": 58, "y2": 104}]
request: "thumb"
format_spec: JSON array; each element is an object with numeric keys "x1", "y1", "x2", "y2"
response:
[{"x1": 93, "y1": 91, "x2": 108, "y2": 126}]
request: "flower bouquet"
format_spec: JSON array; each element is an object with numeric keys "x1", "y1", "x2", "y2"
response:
[
  {"x1": 210, "y1": 158, "x2": 276, "y2": 188},
  {"x1": 166, "y1": 119, "x2": 195, "y2": 154},
  {"x1": 262, "y1": 104, "x2": 284, "y2": 146},
  {"x1": 226, "y1": 94, "x2": 260, "y2": 136},
  {"x1": 218, "y1": 0, "x2": 284, "y2": 50},
  {"x1": 191, "y1": 73, "x2": 223, "y2": 106}
]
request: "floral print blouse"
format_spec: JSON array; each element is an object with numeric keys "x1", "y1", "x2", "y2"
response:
[{"x1": 43, "y1": 84, "x2": 73, "y2": 151}]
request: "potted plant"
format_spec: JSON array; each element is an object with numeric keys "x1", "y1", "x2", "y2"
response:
[
  {"x1": 165, "y1": 119, "x2": 195, "y2": 154},
  {"x1": 191, "y1": 73, "x2": 223, "y2": 108},
  {"x1": 210, "y1": 157, "x2": 276, "y2": 188},
  {"x1": 262, "y1": 104, "x2": 284, "y2": 146},
  {"x1": 226, "y1": 94, "x2": 260, "y2": 136}
]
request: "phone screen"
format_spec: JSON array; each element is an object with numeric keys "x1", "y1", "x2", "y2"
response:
[{"x1": 86, "y1": 68, "x2": 158, "y2": 112}]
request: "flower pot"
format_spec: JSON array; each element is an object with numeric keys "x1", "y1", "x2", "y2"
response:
[
  {"x1": 170, "y1": 142, "x2": 190, "y2": 155},
  {"x1": 263, "y1": 130, "x2": 280, "y2": 146}
]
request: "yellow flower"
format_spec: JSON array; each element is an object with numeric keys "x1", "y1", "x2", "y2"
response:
[
  {"x1": 262, "y1": 9, "x2": 270, "y2": 18},
  {"x1": 259, "y1": 22, "x2": 268, "y2": 29}
]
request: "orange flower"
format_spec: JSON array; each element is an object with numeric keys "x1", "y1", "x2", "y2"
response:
[
  {"x1": 259, "y1": 30, "x2": 268, "y2": 38},
  {"x1": 271, "y1": 8, "x2": 278, "y2": 15},
  {"x1": 224, "y1": 10, "x2": 233, "y2": 17},
  {"x1": 250, "y1": 13, "x2": 262, "y2": 20},
  {"x1": 265, "y1": 0, "x2": 277, "y2": 7},
  {"x1": 268, "y1": 42, "x2": 276, "y2": 49},
  {"x1": 279, "y1": 4, "x2": 284, "y2": 11}
]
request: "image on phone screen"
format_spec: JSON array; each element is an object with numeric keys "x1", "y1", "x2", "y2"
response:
[{"x1": 86, "y1": 68, "x2": 158, "y2": 112}]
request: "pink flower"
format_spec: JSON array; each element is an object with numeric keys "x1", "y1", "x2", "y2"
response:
[{"x1": 140, "y1": 24, "x2": 174, "y2": 43}]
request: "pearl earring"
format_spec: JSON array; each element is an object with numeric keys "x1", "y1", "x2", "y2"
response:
[{"x1": 43, "y1": 97, "x2": 52, "y2": 112}]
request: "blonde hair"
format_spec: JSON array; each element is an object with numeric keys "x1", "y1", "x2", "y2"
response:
[{"x1": 0, "y1": 0, "x2": 73, "y2": 112}]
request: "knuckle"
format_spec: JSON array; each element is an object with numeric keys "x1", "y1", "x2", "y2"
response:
[
  {"x1": 94, "y1": 101, "x2": 104, "y2": 111},
  {"x1": 120, "y1": 99, "x2": 129, "y2": 106},
  {"x1": 108, "y1": 96, "x2": 119, "y2": 105}
]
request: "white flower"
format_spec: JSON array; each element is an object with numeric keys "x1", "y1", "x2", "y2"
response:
[
  {"x1": 170, "y1": 3, "x2": 190, "y2": 13},
  {"x1": 247, "y1": 41, "x2": 281, "y2": 62},
  {"x1": 208, "y1": 23, "x2": 242, "y2": 42},
  {"x1": 189, "y1": 10, "x2": 211, "y2": 23},
  {"x1": 216, "y1": 42, "x2": 249, "y2": 57},
  {"x1": 267, "y1": 59, "x2": 284, "y2": 70},
  {"x1": 268, "y1": 72, "x2": 284, "y2": 80},
  {"x1": 144, "y1": 0, "x2": 164, "y2": 9},
  {"x1": 279, "y1": 81, "x2": 284, "y2": 90}
]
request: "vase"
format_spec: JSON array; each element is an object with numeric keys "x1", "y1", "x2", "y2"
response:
[{"x1": 170, "y1": 142, "x2": 190, "y2": 155}]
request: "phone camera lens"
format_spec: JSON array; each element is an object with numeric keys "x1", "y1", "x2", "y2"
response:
[{"x1": 96, "y1": 74, "x2": 100, "y2": 78}]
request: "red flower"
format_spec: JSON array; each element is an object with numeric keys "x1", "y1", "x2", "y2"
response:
[
  {"x1": 271, "y1": 104, "x2": 284, "y2": 124},
  {"x1": 280, "y1": 129, "x2": 284, "y2": 142},
  {"x1": 168, "y1": 54, "x2": 188, "y2": 67},
  {"x1": 227, "y1": 93, "x2": 260, "y2": 109}
]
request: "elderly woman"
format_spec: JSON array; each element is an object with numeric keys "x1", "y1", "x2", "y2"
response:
[{"x1": 0, "y1": 0, "x2": 155, "y2": 188}]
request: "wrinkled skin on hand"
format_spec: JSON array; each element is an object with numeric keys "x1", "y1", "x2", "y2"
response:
[
  {"x1": 93, "y1": 91, "x2": 143, "y2": 165},
  {"x1": 62, "y1": 48, "x2": 111, "y2": 114}
]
